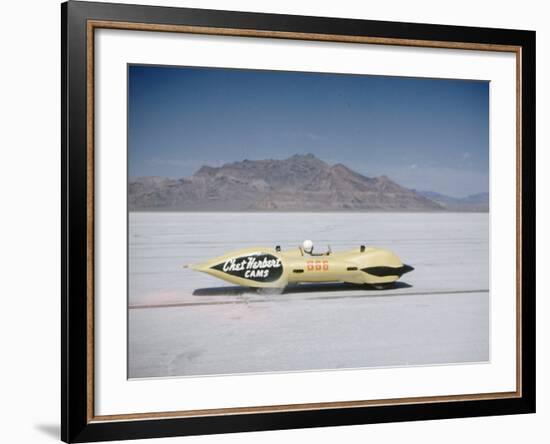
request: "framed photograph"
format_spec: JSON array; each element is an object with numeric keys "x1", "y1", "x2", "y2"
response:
[{"x1": 62, "y1": 1, "x2": 535, "y2": 442}]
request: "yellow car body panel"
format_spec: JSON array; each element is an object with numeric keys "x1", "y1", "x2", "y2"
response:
[{"x1": 188, "y1": 245, "x2": 413, "y2": 288}]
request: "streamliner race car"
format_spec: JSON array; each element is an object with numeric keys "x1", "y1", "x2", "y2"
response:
[{"x1": 185, "y1": 240, "x2": 413, "y2": 290}]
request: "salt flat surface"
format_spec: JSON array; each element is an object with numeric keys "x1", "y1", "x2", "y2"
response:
[{"x1": 128, "y1": 212, "x2": 489, "y2": 378}]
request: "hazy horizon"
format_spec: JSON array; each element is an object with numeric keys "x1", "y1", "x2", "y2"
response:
[{"x1": 129, "y1": 65, "x2": 489, "y2": 199}]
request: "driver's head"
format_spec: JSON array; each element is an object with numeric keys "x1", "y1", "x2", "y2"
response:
[{"x1": 302, "y1": 239, "x2": 314, "y2": 253}]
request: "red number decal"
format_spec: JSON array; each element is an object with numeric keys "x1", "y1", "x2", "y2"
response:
[{"x1": 306, "y1": 260, "x2": 329, "y2": 271}]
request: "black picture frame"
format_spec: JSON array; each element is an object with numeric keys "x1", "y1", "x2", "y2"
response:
[{"x1": 62, "y1": 1, "x2": 536, "y2": 442}]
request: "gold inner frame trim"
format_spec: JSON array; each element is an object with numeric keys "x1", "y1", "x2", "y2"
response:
[{"x1": 86, "y1": 19, "x2": 523, "y2": 423}]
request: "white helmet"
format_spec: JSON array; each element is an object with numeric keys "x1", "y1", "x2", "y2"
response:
[{"x1": 302, "y1": 239, "x2": 314, "y2": 253}]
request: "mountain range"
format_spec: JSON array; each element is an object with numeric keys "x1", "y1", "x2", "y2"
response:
[
  {"x1": 129, "y1": 154, "x2": 487, "y2": 212},
  {"x1": 417, "y1": 190, "x2": 489, "y2": 212}
]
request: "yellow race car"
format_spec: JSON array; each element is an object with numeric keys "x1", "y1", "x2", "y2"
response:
[{"x1": 186, "y1": 240, "x2": 413, "y2": 290}]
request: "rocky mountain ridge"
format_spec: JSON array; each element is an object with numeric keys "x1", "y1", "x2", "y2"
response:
[{"x1": 129, "y1": 154, "x2": 455, "y2": 211}]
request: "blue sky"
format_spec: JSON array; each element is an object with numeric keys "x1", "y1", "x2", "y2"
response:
[{"x1": 128, "y1": 65, "x2": 489, "y2": 198}]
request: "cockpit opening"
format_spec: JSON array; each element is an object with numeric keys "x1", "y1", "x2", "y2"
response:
[{"x1": 301, "y1": 240, "x2": 331, "y2": 256}]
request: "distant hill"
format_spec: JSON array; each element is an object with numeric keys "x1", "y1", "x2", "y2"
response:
[
  {"x1": 129, "y1": 154, "x2": 446, "y2": 211},
  {"x1": 417, "y1": 190, "x2": 489, "y2": 212}
]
